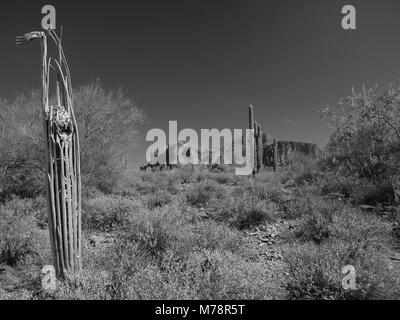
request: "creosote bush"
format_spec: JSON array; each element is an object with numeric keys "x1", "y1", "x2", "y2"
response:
[
  {"x1": 320, "y1": 84, "x2": 400, "y2": 206},
  {"x1": 286, "y1": 152, "x2": 320, "y2": 185},
  {"x1": 210, "y1": 189, "x2": 276, "y2": 230},
  {"x1": 284, "y1": 201, "x2": 398, "y2": 299},
  {"x1": 284, "y1": 240, "x2": 399, "y2": 300},
  {"x1": 82, "y1": 195, "x2": 144, "y2": 232},
  {"x1": 114, "y1": 170, "x2": 179, "y2": 197},
  {"x1": 208, "y1": 172, "x2": 238, "y2": 185},
  {"x1": 295, "y1": 199, "x2": 341, "y2": 244},
  {"x1": 0, "y1": 198, "x2": 50, "y2": 267},
  {"x1": 145, "y1": 190, "x2": 172, "y2": 210},
  {"x1": 72, "y1": 201, "x2": 278, "y2": 300},
  {"x1": 185, "y1": 180, "x2": 226, "y2": 208}
]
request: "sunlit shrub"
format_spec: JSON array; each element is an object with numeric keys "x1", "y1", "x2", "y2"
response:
[
  {"x1": 185, "y1": 180, "x2": 226, "y2": 208},
  {"x1": 82, "y1": 195, "x2": 143, "y2": 232},
  {"x1": 0, "y1": 198, "x2": 50, "y2": 266}
]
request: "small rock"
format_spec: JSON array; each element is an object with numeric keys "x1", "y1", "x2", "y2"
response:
[
  {"x1": 360, "y1": 205, "x2": 376, "y2": 212},
  {"x1": 198, "y1": 211, "x2": 209, "y2": 219},
  {"x1": 89, "y1": 234, "x2": 114, "y2": 247},
  {"x1": 274, "y1": 253, "x2": 283, "y2": 260}
]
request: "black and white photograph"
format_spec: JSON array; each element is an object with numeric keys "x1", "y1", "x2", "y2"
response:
[{"x1": 1, "y1": 0, "x2": 400, "y2": 307}]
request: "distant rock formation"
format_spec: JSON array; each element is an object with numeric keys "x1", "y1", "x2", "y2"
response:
[
  {"x1": 141, "y1": 135, "x2": 323, "y2": 171},
  {"x1": 262, "y1": 137, "x2": 322, "y2": 167},
  {"x1": 142, "y1": 141, "x2": 230, "y2": 172}
]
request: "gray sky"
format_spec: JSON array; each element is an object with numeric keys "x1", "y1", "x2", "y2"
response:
[{"x1": 2, "y1": 0, "x2": 400, "y2": 165}]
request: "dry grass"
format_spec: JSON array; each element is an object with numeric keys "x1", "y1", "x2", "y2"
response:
[{"x1": 2, "y1": 161, "x2": 400, "y2": 300}]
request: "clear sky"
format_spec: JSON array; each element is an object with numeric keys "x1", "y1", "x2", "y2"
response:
[{"x1": 2, "y1": 0, "x2": 400, "y2": 166}]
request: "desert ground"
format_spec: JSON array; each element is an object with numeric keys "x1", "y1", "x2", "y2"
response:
[{"x1": 1, "y1": 157, "x2": 400, "y2": 299}]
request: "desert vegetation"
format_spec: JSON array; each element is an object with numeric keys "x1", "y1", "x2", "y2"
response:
[{"x1": 1, "y1": 83, "x2": 400, "y2": 300}]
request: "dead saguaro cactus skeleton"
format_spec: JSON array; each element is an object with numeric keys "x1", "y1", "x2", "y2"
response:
[{"x1": 16, "y1": 30, "x2": 82, "y2": 282}]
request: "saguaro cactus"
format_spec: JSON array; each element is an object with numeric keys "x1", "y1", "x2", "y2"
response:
[
  {"x1": 16, "y1": 29, "x2": 82, "y2": 282},
  {"x1": 256, "y1": 124, "x2": 263, "y2": 173},
  {"x1": 248, "y1": 106, "x2": 265, "y2": 174},
  {"x1": 249, "y1": 105, "x2": 254, "y2": 133},
  {"x1": 253, "y1": 121, "x2": 262, "y2": 174},
  {"x1": 254, "y1": 120, "x2": 258, "y2": 173},
  {"x1": 248, "y1": 105, "x2": 256, "y2": 175}
]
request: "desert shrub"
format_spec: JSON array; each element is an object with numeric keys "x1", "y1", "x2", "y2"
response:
[
  {"x1": 34, "y1": 270, "x2": 111, "y2": 300},
  {"x1": 211, "y1": 191, "x2": 275, "y2": 230},
  {"x1": 393, "y1": 225, "x2": 400, "y2": 242},
  {"x1": 278, "y1": 184, "x2": 322, "y2": 219},
  {"x1": 115, "y1": 204, "x2": 185, "y2": 262},
  {"x1": 145, "y1": 190, "x2": 172, "y2": 210},
  {"x1": 0, "y1": 198, "x2": 50, "y2": 266},
  {"x1": 82, "y1": 195, "x2": 143, "y2": 232},
  {"x1": 30, "y1": 196, "x2": 47, "y2": 229},
  {"x1": 168, "y1": 250, "x2": 275, "y2": 300},
  {"x1": 75, "y1": 81, "x2": 145, "y2": 193},
  {"x1": 0, "y1": 288, "x2": 34, "y2": 300},
  {"x1": 46, "y1": 250, "x2": 276, "y2": 300},
  {"x1": 319, "y1": 174, "x2": 357, "y2": 199},
  {"x1": 27, "y1": 199, "x2": 280, "y2": 300},
  {"x1": 320, "y1": 84, "x2": 400, "y2": 205},
  {"x1": 79, "y1": 201, "x2": 274, "y2": 300},
  {"x1": 207, "y1": 172, "x2": 238, "y2": 185},
  {"x1": 0, "y1": 92, "x2": 46, "y2": 201},
  {"x1": 115, "y1": 204, "x2": 245, "y2": 262},
  {"x1": 178, "y1": 221, "x2": 245, "y2": 256},
  {"x1": 235, "y1": 174, "x2": 289, "y2": 207},
  {"x1": 285, "y1": 243, "x2": 342, "y2": 300},
  {"x1": 234, "y1": 183, "x2": 269, "y2": 201},
  {"x1": 297, "y1": 213, "x2": 331, "y2": 245},
  {"x1": 192, "y1": 171, "x2": 210, "y2": 182},
  {"x1": 36, "y1": 238, "x2": 117, "y2": 300},
  {"x1": 162, "y1": 171, "x2": 182, "y2": 194},
  {"x1": 254, "y1": 171, "x2": 281, "y2": 184},
  {"x1": 295, "y1": 200, "x2": 390, "y2": 246},
  {"x1": 0, "y1": 169, "x2": 44, "y2": 202},
  {"x1": 267, "y1": 187, "x2": 287, "y2": 206},
  {"x1": 286, "y1": 152, "x2": 319, "y2": 184},
  {"x1": 280, "y1": 197, "x2": 310, "y2": 220},
  {"x1": 104, "y1": 248, "x2": 275, "y2": 300},
  {"x1": 185, "y1": 180, "x2": 226, "y2": 208},
  {"x1": 115, "y1": 171, "x2": 179, "y2": 197},
  {"x1": 320, "y1": 174, "x2": 395, "y2": 205},
  {"x1": 99, "y1": 205, "x2": 182, "y2": 299},
  {"x1": 131, "y1": 178, "x2": 161, "y2": 196},
  {"x1": 172, "y1": 165, "x2": 196, "y2": 184},
  {"x1": 81, "y1": 185, "x2": 105, "y2": 199},
  {"x1": 295, "y1": 199, "x2": 341, "y2": 244},
  {"x1": 350, "y1": 179, "x2": 395, "y2": 205},
  {"x1": 284, "y1": 240, "x2": 398, "y2": 300},
  {"x1": 285, "y1": 204, "x2": 398, "y2": 299}
]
